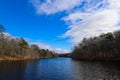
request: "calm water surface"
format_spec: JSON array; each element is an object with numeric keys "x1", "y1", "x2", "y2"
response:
[{"x1": 0, "y1": 58, "x2": 120, "y2": 80}]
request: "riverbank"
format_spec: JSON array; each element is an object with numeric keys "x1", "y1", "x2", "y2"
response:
[{"x1": 0, "y1": 56, "x2": 58, "y2": 61}]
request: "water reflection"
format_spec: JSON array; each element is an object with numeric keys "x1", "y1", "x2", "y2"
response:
[
  {"x1": 0, "y1": 58, "x2": 120, "y2": 80},
  {"x1": 72, "y1": 60, "x2": 120, "y2": 80},
  {"x1": 24, "y1": 58, "x2": 74, "y2": 80},
  {"x1": 0, "y1": 60, "x2": 27, "y2": 80}
]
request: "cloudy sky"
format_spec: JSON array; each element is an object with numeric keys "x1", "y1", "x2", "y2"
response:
[{"x1": 0, "y1": 0, "x2": 120, "y2": 53}]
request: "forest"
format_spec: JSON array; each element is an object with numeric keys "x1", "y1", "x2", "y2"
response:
[
  {"x1": 0, "y1": 24, "x2": 58, "y2": 60},
  {"x1": 71, "y1": 30, "x2": 120, "y2": 61}
]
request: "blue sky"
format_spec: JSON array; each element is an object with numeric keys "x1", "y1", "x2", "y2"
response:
[
  {"x1": 0, "y1": 0, "x2": 72, "y2": 53},
  {"x1": 0, "y1": 0, "x2": 120, "y2": 53}
]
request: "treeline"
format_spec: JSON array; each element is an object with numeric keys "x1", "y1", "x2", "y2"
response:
[
  {"x1": 0, "y1": 25, "x2": 58, "y2": 60},
  {"x1": 71, "y1": 30, "x2": 120, "y2": 61},
  {"x1": 58, "y1": 53, "x2": 71, "y2": 57}
]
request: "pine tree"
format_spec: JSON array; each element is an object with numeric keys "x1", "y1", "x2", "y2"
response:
[{"x1": 0, "y1": 24, "x2": 5, "y2": 33}]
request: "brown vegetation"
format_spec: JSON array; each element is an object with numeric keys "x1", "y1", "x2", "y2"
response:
[
  {"x1": 0, "y1": 24, "x2": 58, "y2": 60},
  {"x1": 71, "y1": 30, "x2": 120, "y2": 61}
]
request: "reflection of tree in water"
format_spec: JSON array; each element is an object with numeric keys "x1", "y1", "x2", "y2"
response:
[
  {"x1": 0, "y1": 61, "x2": 28, "y2": 80},
  {"x1": 72, "y1": 60, "x2": 120, "y2": 80}
]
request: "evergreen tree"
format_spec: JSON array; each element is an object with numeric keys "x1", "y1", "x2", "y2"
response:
[{"x1": 0, "y1": 24, "x2": 5, "y2": 33}]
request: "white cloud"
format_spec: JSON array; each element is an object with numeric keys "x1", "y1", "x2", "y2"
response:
[
  {"x1": 0, "y1": 32, "x2": 17, "y2": 40},
  {"x1": 30, "y1": 0, "x2": 82, "y2": 15},
  {"x1": 62, "y1": 0, "x2": 120, "y2": 43},
  {"x1": 63, "y1": 9, "x2": 120, "y2": 42},
  {"x1": 29, "y1": 41, "x2": 69, "y2": 53},
  {"x1": 31, "y1": 0, "x2": 120, "y2": 44}
]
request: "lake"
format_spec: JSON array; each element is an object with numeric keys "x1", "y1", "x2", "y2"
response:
[{"x1": 0, "y1": 58, "x2": 120, "y2": 80}]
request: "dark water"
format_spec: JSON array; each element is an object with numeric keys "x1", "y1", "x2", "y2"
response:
[{"x1": 0, "y1": 58, "x2": 120, "y2": 80}]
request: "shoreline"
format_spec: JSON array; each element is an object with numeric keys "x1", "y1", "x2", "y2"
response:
[{"x1": 0, "y1": 56, "x2": 57, "y2": 61}]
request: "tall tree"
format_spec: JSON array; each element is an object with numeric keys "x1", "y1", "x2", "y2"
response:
[{"x1": 0, "y1": 24, "x2": 5, "y2": 33}]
